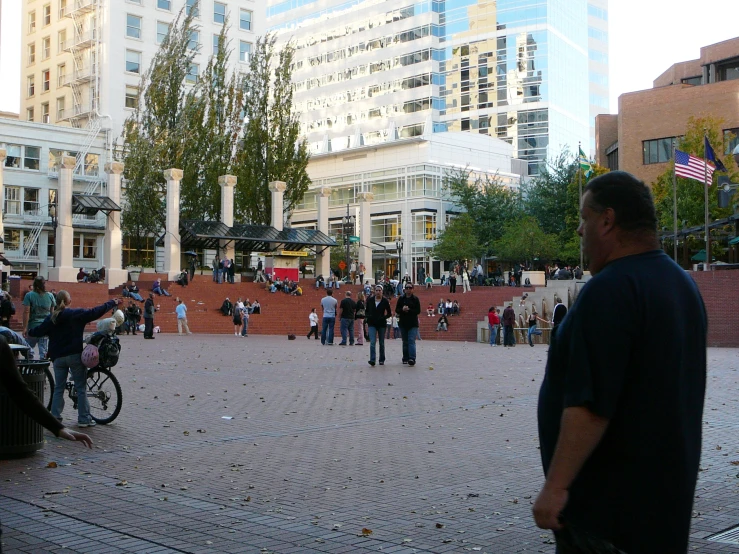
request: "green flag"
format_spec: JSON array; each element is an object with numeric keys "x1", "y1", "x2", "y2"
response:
[{"x1": 578, "y1": 147, "x2": 593, "y2": 178}]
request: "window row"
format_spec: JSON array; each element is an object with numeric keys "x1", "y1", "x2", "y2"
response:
[
  {"x1": 27, "y1": 3, "x2": 54, "y2": 34},
  {"x1": 2, "y1": 228, "x2": 97, "y2": 260},
  {"x1": 126, "y1": 7, "x2": 251, "y2": 41},
  {"x1": 303, "y1": 97, "x2": 438, "y2": 133},
  {"x1": 2, "y1": 144, "x2": 41, "y2": 171},
  {"x1": 643, "y1": 137, "x2": 676, "y2": 165}
]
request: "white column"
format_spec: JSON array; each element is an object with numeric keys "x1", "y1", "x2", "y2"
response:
[
  {"x1": 48, "y1": 155, "x2": 77, "y2": 282},
  {"x1": 163, "y1": 168, "x2": 183, "y2": 280},
  {"x1": 0, "y1": 149, "x2": 6, "y2": 239},
  {"x1": 269, "y1": 181, "x2": 286, "y2": 231},
  {"x1": 357, "y1": 192, "x2": 373, "y2": 281},
  {"x1": 104, "y1": 162, "x2": 127, "y2": 288},
  {"x1": 219, "y1": 175, "x2": 237, "y2": 261},
  {"x1": 316, "y1": 187, "x2": 331, "y2": 278}
]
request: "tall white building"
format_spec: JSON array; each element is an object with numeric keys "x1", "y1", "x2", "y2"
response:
[
  {"x1": 268, "y1": 0, "x2": 609, "y2": 175},
  {"x1": 19, "y1": 0, "x2": 264, "y2": 136}
]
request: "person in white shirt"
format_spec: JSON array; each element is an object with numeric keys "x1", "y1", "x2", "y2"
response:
[{"x1": 307, "y1": 308, "x2": 319, "y2": 340}]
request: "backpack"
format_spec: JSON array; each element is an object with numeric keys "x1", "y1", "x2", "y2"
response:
[{"x1": 1, "y1": 297, "x2": 14, "y2": 317}]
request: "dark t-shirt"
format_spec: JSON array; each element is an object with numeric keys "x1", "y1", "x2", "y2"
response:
[
  {"x1": 339, "y1": 298, "x2": 355, "y2": 319},
  {"x1": 538, "y1": 251, "x2": 706, "y2": 554}
]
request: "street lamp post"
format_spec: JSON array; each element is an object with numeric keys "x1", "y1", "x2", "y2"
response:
[
  {"x1": 342, "y1": 204, "x2": 355, "y2": 282},
  {"x1": 49, "y1": 203, "x2": 58, "y2": 268},
  {"x1": 395, "y1": 239, "x2": 403, "y2": 277}
]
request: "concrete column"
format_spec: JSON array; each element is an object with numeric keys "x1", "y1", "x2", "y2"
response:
[
  {"x1": 219, "y1": 175, "x2": 237, "y2": 261},
  {"x1": 0, "y1": 149, "x2": 6, "y2": 239},
  {"x1": 357, "y1": 192, "x2": 374, "y2": 281},
  {"x1": 316, "y1": 187, "x2": 331, "y2": 278},
  {"x1": 48, "y1": 155, "x2": 77, "y2": 282},
  {"x1": 104, "y1": 162, "x2": 127, "y2": 288},
  {"x1": 163, "y1": 168, "x2": 183, "y2": 280},
  {"x1": 38, "y1": 232, "x2": 50, "y2": 278},
  {"x1": 269, "y1": 181, "x2": 287, "y2": 231}
]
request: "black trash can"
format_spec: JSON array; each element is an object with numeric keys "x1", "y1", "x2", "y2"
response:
[{"x1": 0, "y1": 359, "x2": 49, "y2": 458}]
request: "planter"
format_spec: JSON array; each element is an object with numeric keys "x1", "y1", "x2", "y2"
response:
[
  {"x1": 128, "y1": 270, "x2": 141, "y2": 282},
  {"x1": 142, "y1": 268, "x2": 156, "y2": 274}
]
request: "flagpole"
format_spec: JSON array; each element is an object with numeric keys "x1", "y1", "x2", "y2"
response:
[
  {"x1": 578, "y1": 142, "x2": 583, "y2": 270},
  {"x1": 672, "y1": 139, "x2": 678, "y2": 263},
  {"x1": 703, "y1": 131, "x2": 710, "y2": 271}
]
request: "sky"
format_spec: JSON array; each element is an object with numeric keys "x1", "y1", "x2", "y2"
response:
[{"x1": 0, "y1": 0, "x2": 738, "y2": 115}]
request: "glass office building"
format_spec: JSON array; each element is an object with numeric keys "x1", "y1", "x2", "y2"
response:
[{"x1": 268, "y1": 0, "x2": 608, "y2": 175}]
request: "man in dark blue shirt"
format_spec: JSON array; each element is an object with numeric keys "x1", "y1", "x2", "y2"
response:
[{"x1": 534, "y1": 171, "x2": 707, "y2": 554}]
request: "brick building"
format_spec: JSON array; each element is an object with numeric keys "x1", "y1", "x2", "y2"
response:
[{"x1": 595, "y1": 37, "x2": 739, "y2": 185}]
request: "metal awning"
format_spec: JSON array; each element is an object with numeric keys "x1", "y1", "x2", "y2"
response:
[
  {"x1": 729, "y1": 236, "x2": 739, "y2": 246},
  {"x1": 157, "y1": 220, "x2": 337, "y2": 252},
  {"x1": 72, "y1": 194, "x2": 121, "y2": 216}
]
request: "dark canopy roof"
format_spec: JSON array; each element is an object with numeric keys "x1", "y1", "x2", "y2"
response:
[
  {"x1": 158, "y1": 219, "x2": 336, "y2": 253},
  {"x1": 72, "y1": 194, "x2": 121, "y2": 216}
]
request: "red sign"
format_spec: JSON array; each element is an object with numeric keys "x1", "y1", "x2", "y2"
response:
[{"x1": 338, "y1": 261, "x2": 347, "y2": 270}]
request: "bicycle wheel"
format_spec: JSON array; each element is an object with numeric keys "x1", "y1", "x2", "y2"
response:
[
  {"x1": 43, "y1": 365, "x2": 55, "y2": 412},
  {"x1": 86, "y1": 367, "x2": 122, "y2": 424}
]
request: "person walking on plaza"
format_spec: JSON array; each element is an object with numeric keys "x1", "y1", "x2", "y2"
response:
[
  {"x1": 29, "y1": 292, "x2": 120, "y2": 427},
  {"x1": 448, "y1": 270, "x2": 457, "y2": 293},
  {"x1": 175, "y1": 298, "x2": 192, "y2": 335},
  {"x1": 502, "y1": 303, "x2": 516, "y2": 346},
  {"x1": 338, "y1": 291, "x2": 356, "y2": 346},
  {"x1": 350, "y1": 260, "x2": 357, "y2": 285},
  {"x1": 358, "y1": 262, "x2": 365, "y2": 286},
  {"x1": 188, "y1": 256, "x2": 196, "y2": 283},
  {"x1": 143, "y1": 293, "x2": 156, "y2": 339},
  {"x1": 307, "y1": 308, "x2": 319, "y2": 339},
  {"x1": 22, "y1": 276, "x2": 55, "y2": 359},
  {"x1": 533, "y1": 171, "x2": 707, "y2": 554},
  {"x1": 488, "y1": 306, "x2": 500, "y2": 346},
  {"x1": 240, "y1": 301, "x2": 251, "y2": 337},
  {"x1": 125, "y1": 300, "x2": 141, "y2": 335},
  {"x1": 461, "y1": 266, "x2": 472, "y2": 293},
  {"x1": 395, "y1": 282, "x2": 420, "y2": 366},
  {"x1": 365, "y1": 284, "x2": 392, "y2": 366},
  {"x1": 354, "y1": 291, "x2": 366, "y2": 346},
  {"x1": 320, "y1": 288, "x2": 338, "y2": 345}
]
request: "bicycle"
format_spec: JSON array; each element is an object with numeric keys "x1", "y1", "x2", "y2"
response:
[{"x1": 42, "y1": 363, "x2": 122, "y2": 425}]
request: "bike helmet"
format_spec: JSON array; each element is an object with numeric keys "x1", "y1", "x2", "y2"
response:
[{"x1": 81, "y1": 343, "x2": 99, "y2": 368}]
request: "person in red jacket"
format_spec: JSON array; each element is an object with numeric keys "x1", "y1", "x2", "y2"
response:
[{"x1": 487, "y1": 307, "x2": 501, "y2": 346}]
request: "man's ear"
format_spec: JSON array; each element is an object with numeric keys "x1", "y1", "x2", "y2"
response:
[{"x1": 601, "y1": 207, "x2": 617, "y2": 234}]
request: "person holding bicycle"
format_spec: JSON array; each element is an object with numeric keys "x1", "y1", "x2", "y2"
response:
[{"x1": 28, "y1": 291, "x2": 119, "y2": 427}]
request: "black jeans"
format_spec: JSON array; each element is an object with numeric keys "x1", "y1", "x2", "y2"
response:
[
  {"x1": 144, "y1": 317, "x2": 154, "y2": 338},
  {"x1": 127, "y1": 316, "x2": 139, "y2": 334},
  {"x1": 449, "y1": 280, "x2": 456, "y2": 293},
  {"x1": 307, "y1": 325, "x2": 319, "y2": 339}
]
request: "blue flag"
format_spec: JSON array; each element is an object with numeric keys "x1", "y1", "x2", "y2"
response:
[{"x1": 704, "y1": 137, "x2": 728, "y2": 172}]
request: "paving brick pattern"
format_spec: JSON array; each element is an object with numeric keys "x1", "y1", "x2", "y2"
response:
[{"x1": 1, "y1": 336, "x2": 738, "y2": 553}]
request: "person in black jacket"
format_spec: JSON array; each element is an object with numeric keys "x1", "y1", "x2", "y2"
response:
[
  {"x1": 125, "y1": 300, "x2": 141, "y2": 335},
  {"x1": 395, "y1": 282, "x2": 421, "y2": 366},
  {"x1": 364, "y1": 284, "x2": 392, "y2": 366},
  {"x1": 143, "y1": 293, "x2": 156, "y2": 339},
  {"x1": 28, "y1": 291, "x2": 119, "y2": 426}
]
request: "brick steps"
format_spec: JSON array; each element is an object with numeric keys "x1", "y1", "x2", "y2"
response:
[{"x1": 7, "y1": 277, "x2": 530, "y2": 342}]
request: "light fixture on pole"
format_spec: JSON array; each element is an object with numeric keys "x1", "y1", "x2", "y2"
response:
[
  {"x1": 342, "y1": 204, "x2": 355, "y2": 281},
  {"x1": 49, "y1": 203, "x2": 58, "y2": 268}
]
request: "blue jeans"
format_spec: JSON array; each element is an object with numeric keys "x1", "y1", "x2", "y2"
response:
[
  {"x1": 528, "y1": 324, "x2": 543, "y2": 346},
  {"x1": 25, "y1": 334, "x2": 49, "y2": 359},
  {"x1": 339, "y1": 318, "x2": 354, "y2": 345},
  {"x1": 321, "y1": 317, "x2": 335, "y2": 345},
  {"x1": 368, "y1": 326, "x2": 385, "y2": 363},
  {"x1": 52, "y1": 353, "x2": 91, "y2": 424},
  {"x1": 241, "y1": 317, "x2": 249, "y2": 336},
  {"x1": 399, "y1": 326, "x2": 418, "y2": 362},
  {"x1": 488, "y1": 324, "x2": 499, "y2": 345}
]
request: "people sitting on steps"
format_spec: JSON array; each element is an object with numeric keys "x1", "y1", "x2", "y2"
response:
[
  {"x1": 175, "y1": 270, "x2": 189, "y2": 287},
  {"x1": 122, "y1": 281, "x2": 144, "y2": 302},
  {"x1": 152, "y1": 278, "x2": 171, "y2": 296},
  {"x1": 220, "y1": 298, "x2": 233, "y2": 316},
  {"x1": 436, "y1": 314, "x2": 449, "y2": 331}
]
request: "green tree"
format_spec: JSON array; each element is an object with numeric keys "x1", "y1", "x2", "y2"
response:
[
  {"x1": 652, "y1": 116, "x2": 738, "y2": 231},
  {"x1": 443, "y1": 168, "x2": 522, "y2": 255},
  {"x1": 431, "y1": 213, "x2": 483, "y2": 261},
  {"x1": 493, "y1": 216, "x2": 560, "y2": 265},
  {"x1": 234, "y1": 35, "x2": 310, "y2": 225}
]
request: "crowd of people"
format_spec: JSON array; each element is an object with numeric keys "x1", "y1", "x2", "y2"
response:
[{"x1": 76, "y1": 266, "x2": 106, "y2": 283}]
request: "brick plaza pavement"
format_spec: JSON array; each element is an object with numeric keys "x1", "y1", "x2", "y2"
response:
[{"x1": 1, "y1": 335, "x2": 738, "y2": 554}]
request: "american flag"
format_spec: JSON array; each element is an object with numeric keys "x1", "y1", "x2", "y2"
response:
[{"x1": 675, "y1": 149, "x2": 714, "y2": 184}]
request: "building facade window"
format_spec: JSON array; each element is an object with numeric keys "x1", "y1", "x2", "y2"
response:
[
  {"x1": 412, "y1": 213, "x2": 436, "y2": 241},
  {"x1": 24, "y1": 147, "x2": 41, "y2": 170},
  {"x1": 725, "y1": 128, "x2": 739, "y2": 155},
  {"x1": 3, "y1": 230, "x2": 21, "y2": 252},
  {"x1": 26, "y1": 107, "x2": 34, "y2": 122},
  {"x1": 57, "y1": 63, "x2": 66, "y2": 86},
  {"x1": 239, "y1": 9, "x2": 252, "y2": 31},
  {"x1": 58, "y1": 0, "x2": 67, "y2": 19},
  {"x1": 58, "y1": 29, "x2": 67, "y2": 52},
  {"x1": 157, "y1": 0, "x2": 171, "y2": 10},
  {"x1": 57, "y1": 96, "x2": 65, "y2": 120},
  {"x1": 27, "y1": 75, "x2": 35, "y2": 97},
  {"x1": 3, "y1": 145, "x2": 22, "y2": 168},
  {"x1": 186, "y1": 63, "x2": 198, "y2": 83},
  {"x1": 186, "y1": 0, "x2": 199, "y2": 17},
  {"x1": 371, "y1": 215, "x2": 402, "y2": 243},
  {"x1": 73, "y1": 233, "x2": 98, "y2": 259},
  {"x1": 643, "y1": 137, "x2": 674, "y2": 165},
  {"x1": 41, "y1": 102, "x2": 50, "y2": 123},
  {"x1": 28, "y1": 11, "x2": 36, "y2": 33},
  {"x1": 42, "y1": 69, "x2": 50, "y2": 91},
  {"x1": 125, "y1": 49, "x2": 141, "y2": 73},
  {"x1": 214, "y1": 2, "x2": 227, "y2": 24},
  {"x1": 188, "y1": 30, "x2": 199, "y2": 50},
  {"x1": 126, "y1": 14, "x2": 142, "y2": 39},
  {"x1": 24, "y1": 188, "x2": 40, "y2": 215},
  {"x1": 43, "y1": 4, "x2": 51, "y2": 26},
  {"x1": 239, "y1": 40, "x2": 251, "y2": 62},
  {"x1": 4, "y1": 187, "x2": 21, "y2": 215},
  {"x1": 42, "y1": 36, "x2": 51, "y2": 59},
  {"x1": 156, "y1": 21, "x2": 170, "y2": 43},
  {"x1": 27, "y1": 43, "x2": 36, "y2": 65},
  {"x1": 213, "y1": 34, "x2": 221, "y2": 54},
  {"x1": 125, "y1": 86, "x2": 138, "y2": 108}
]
